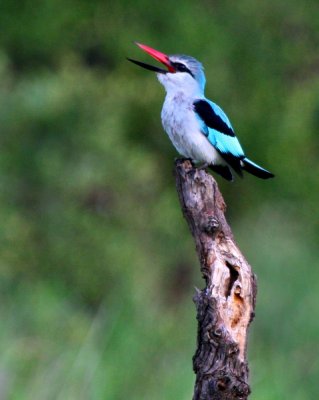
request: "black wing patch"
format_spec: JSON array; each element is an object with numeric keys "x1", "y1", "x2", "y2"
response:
[{"x1": 193, "y1": 100, "x2": 235, "y2": 137}]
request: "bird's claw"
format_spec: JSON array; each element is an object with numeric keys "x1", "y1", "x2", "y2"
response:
[{"x1": 197, "y1": 163, "x2": 209, "y2": 171}]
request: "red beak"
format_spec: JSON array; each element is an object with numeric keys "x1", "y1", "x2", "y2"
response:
[
  {"x1": 135, "y1": 43, "x2": 175, "y2": 73},
  {"x1": 127, "y1": 42, "x2": 176, "y2": 74}
]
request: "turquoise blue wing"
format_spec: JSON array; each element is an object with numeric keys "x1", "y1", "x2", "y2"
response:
[{"x1": 193, "y1": 99, "x2": 245, "y2": 159}]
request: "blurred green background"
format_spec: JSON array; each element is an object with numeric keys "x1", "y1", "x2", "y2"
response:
[{"x1": 0, "y1": 1, "x2": 318, "y2": 399}]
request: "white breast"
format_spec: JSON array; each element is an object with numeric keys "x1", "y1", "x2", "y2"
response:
[{"x1": 161, "y1": 93, "x2": 224, "y2": 165}]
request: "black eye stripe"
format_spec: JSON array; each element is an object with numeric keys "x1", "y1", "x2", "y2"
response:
[
  {"x1": 173, "y1": 62, "x2": 187, "y2": 70},
  {"x1": 171, "y1": 62, "x2": 194, "y2": 77}
]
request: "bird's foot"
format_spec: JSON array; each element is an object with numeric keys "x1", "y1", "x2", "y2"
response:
[
  {"x1": 196, "y1": 162, "x2": 209, "y2": 171},
  {"x1": 175, "y1": 158, "x2": 196, "y2": 174}
]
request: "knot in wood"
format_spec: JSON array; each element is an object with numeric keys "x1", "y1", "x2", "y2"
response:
[
  {"x1": 207, "y1": 373, "x2": 250, "y2": 399},
  {"x1": 216, "y1": 375, "x2": 231, "y2": 392},
  {"x1": 204, "y1": 216, "x2": 220, "y2": 235},
  {"x1": 234, "y1": 381, "x2": 251, "y2": 399},
  {"x1": 213, "y1": 328, "x2": 222, "y2": 337},
  {"x1": 228, "y1": 343, "x2": 239, "y2": 355},
  {"x1": 234, "y1": 285, "x2": 242, "y2": 296}
]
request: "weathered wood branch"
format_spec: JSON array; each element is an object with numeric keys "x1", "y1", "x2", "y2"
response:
[{"x1": 174, "y1": 159, "x2": 257, "y2": 400}]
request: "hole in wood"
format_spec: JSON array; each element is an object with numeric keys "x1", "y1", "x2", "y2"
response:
[{"x1": 225, "y1": 262, "x2": 239, "y2": 297}]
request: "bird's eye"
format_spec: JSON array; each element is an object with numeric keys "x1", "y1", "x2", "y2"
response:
[
  {"x1": 174, "y1": 63, "x2": 188, "y2": 72},
  {"x1": 171, "y1": 62, "x2": 194, "y2": 78}
]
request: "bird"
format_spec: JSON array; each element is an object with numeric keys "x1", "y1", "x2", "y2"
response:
[{"x1": 127, "y1": 43, "x2": 274, "y2": 181}]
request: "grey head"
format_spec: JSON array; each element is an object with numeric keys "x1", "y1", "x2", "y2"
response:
[{"x1": 167, "y1": 54, "x2": 206, "y2": 91}]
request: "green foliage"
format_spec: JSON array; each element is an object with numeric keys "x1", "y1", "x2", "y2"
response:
[{"x1": 0, "y1": 1, "x2": 318, "y2": 398}]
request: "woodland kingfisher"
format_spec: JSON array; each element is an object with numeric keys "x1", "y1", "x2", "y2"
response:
[{"x1": 128, "y1": 43, "x2": 274, "y2": 181}]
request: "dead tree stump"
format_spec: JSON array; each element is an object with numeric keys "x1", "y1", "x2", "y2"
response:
[{"x1": 174, "y1": 159, "x2": 257, "y2": 400}]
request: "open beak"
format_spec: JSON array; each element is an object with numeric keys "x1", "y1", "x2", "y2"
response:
[{"x1": 127, "y1": 42, "x2": 176, "y2": 74}]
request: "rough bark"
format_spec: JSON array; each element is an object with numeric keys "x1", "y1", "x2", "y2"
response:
[{"x1": 174, "y1": 159, "x2": 257, "y2": 400}]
